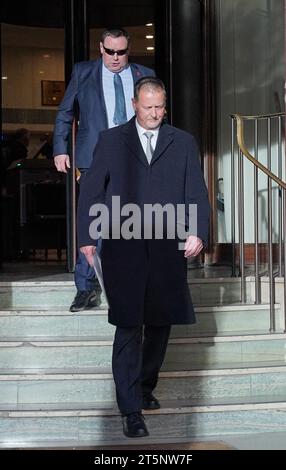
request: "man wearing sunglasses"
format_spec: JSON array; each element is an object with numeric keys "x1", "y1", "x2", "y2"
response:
[{"x1": 53, "y1": 27, "x2": 155, "y2": 313}]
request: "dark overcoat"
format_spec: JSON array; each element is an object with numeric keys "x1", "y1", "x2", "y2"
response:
[
  {"x1": 77, "y1": 117, "x2": 210, "y2": 327},
  {"x1": 53, "y1": 58, "x2": 154, "y2": 169}
]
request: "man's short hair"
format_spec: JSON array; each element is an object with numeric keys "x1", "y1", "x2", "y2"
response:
[
  {"x1": 134, "y1": 77, "x2": 166, "y2": 101},
  {"x1": 100, "y1": 27, "x2": 130, "y2": 46}
]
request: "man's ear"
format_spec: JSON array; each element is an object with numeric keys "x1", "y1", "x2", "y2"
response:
[
  {"x1": 99, "y1": 42, "x2": 104, "y2": 54},
  {"x1": 163, "y1": 109, "x2": 169, "y2": 123}
]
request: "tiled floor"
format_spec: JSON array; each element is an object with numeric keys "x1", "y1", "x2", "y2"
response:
[
  {"x1": 20, "y1": 433, "x2": 286, "y2": 450},
  {"x1": 0, "y1": 260, "x2": 237, "y2": 282},
  {"x1": 219, "y1": 432, "x2": 286, "y2": 450},
  {"x1": 87, "y1": 431, "x2": 286, "y2": 450},
  {"x1": 0, "y1": 261, "x2": 73, "y2": 282},
  {"x1": 93, "y1": 440, "x2": 236, "y2": 450},
  {"x1": 0, "y1": 258, "x2": 272, "y2": 281}
]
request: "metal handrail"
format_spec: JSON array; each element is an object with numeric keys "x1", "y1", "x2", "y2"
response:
[
  {"x1": 231, "y1": 112, "x2": 286, "y2": 333},
  {"x1": 233, "y1": 112, "x2": 284, "y2": 120},
  {"x1": 233, "y1": 114, "x2": 286, "y2": 190}
]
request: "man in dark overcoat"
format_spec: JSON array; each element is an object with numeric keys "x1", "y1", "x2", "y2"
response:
[{"x1": 77, "y1": 77, "x2": 210, "y2": 438}]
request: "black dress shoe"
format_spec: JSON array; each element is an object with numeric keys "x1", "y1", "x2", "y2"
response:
[
  {"x1": 69, "y1": 290, "x2": 100, "y2": 312},
  {"x1": 91, "y1": 279, "x2": 102, "y2": 308},
  {"x1": 122, "y1": 412, "x2": 149, "y2": 438},
  {"x1": 142, "y1": 394, "x2": 160, "y2": 410},
  {"x1": 86, "y1": 290, "x2": 101, "y2": 309}
]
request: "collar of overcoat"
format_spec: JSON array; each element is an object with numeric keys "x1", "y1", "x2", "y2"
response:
[{"x1": 121, "y1": 116, "x2": 175, "y2": 168}]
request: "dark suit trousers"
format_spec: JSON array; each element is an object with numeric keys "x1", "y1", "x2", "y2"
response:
[
  {"x1": 75, "y1": 169, "x2": 97, "y2": 291},
  {"x1": 112, "y1": 324, "x2": 171, "y2": 416}
]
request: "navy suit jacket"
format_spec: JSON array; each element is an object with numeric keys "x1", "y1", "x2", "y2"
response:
[{"x1": 53, "y1": 58, "x2": 154, "y2": 169}]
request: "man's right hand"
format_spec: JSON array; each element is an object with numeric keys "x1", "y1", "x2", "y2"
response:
[
  {"x1": 80, "y1": 246, "x2": 96, "y2": 267},
  {"x1": 54, "y1": 154, "x2": 71, "y2": 173}
]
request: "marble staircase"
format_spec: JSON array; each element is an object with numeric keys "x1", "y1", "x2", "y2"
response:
[{"x1": 0, "y1": 273, "x2": 286, "y2": 448}]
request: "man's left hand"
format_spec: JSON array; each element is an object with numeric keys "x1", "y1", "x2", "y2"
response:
[{"x1": 184, "y1": 235, "x2": 204, "y2": 258}]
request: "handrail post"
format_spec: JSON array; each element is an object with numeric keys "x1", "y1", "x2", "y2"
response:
[
  {"x1": 231, "y1": 117, "x2": 236, "y2": 277},
  {"x1": 254, "y1": 119, "x2": 260, "y2": 304},
  {"x1": 283, "y1": 189, "x2": 286, "y2": 333},
  {"x1": 267, "y1": 118, "x2": 275, "y2": 332},
  {"x1": 278, "y1": 116, "x2": 283, "y2": 276},
  {"x1": 238, "y1": 148, "x2": 246, "y2": 302}
]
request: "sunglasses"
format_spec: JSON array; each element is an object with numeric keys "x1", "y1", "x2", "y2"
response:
[{"x1": 102, "y1": 45, "x2": 128, "y2": 56}]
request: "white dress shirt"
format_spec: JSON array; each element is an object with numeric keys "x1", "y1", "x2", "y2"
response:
[{"x1": 135, "y1": 120, "x2": 159, "y2": 160}]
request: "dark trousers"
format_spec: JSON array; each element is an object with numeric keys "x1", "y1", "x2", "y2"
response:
[
  {"x1": 74, "y1": 251, "x2": 96, "y2": 291},
  {"x1": 75, "y1": 169, "x2": 99, "y2": 292},
  {"x1": 112, "y1": 324, "x2": 171, "y2": 416}
]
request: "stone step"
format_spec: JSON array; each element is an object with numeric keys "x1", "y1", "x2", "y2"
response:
[
  {"x1": 1, "y1": 365, "x2": 286, "y2": 406},
  {"x1": 1, "y1": 275, "x2": 284, "y2": 311},
  {"x1": 0, "y1": 277, "x2": 250, "y2": 309},
  {"x1": 0, "y1": 304, "x2": 281, "y2": 339},
  {"x1": 1, "y1": 397, "x2": 286, "y2": 447},
  {"x1": 0, "y1": 334, "x2": 285, "y2": 370},
  {"x1": 1, "y1": 273, "x2": 284, "y2": 448}
]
